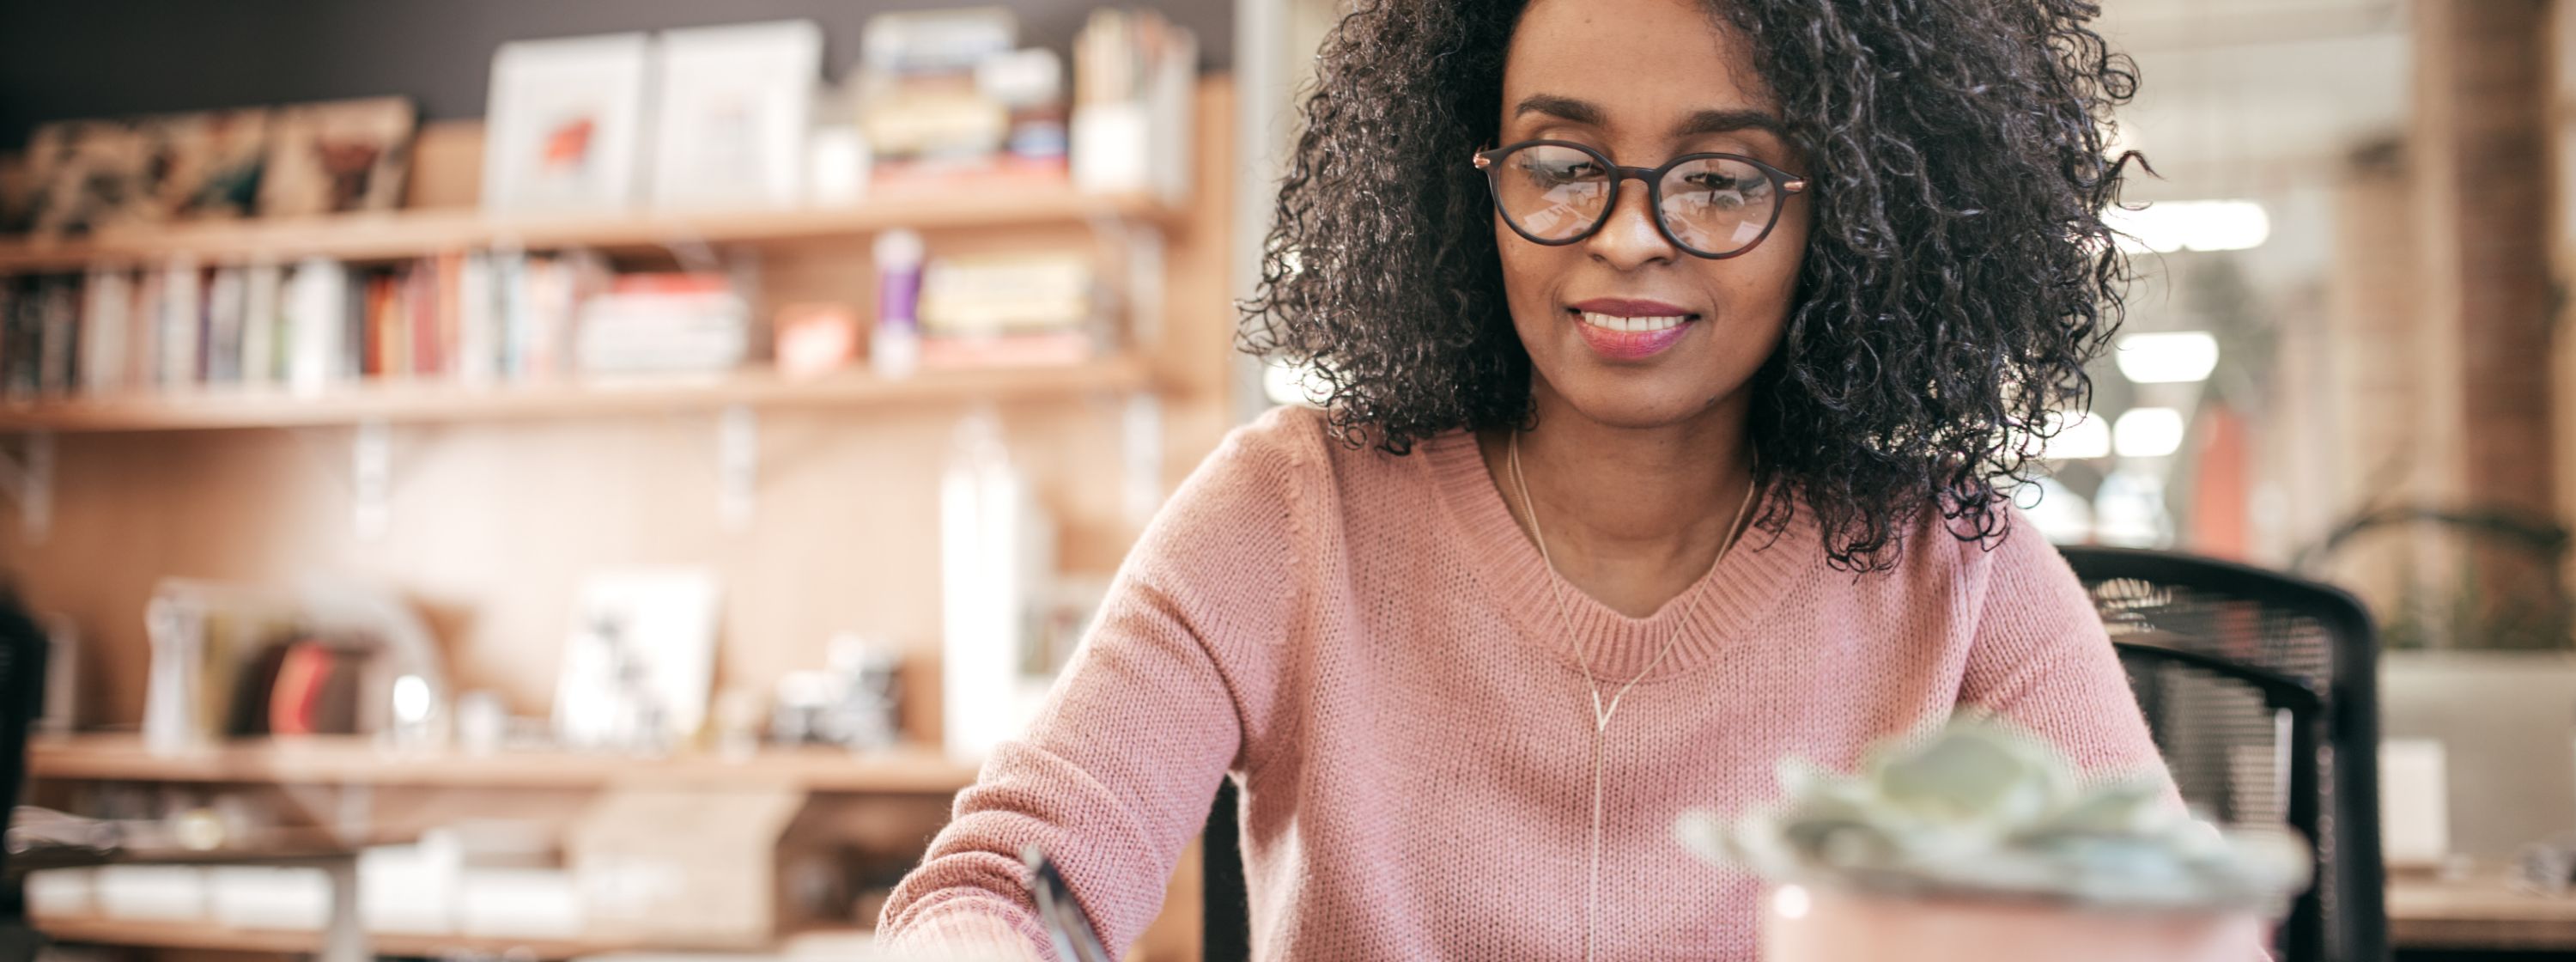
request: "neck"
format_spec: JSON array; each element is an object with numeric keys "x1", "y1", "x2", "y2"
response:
[{"x1": 1479, "y1": 379, "x2": 1760, "y2": 617}]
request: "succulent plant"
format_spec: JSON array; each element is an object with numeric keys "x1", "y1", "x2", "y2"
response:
[{"x1": 1675, "y1": 719, "x2": 2312, "y2": 912}]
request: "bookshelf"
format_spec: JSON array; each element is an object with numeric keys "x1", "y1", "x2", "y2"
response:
[
  {"x1": 5, "y1": 76, "x2": 1238, "y2": 962},
  {"x1": 0, "y1": 186, "x2": 1183, "y2": 273},
  {"x1": 29, "y1": 734, "x2": 981, "y2": 794},
  {"x1": 0, "y1": 355, "x2": 1151, "y2": 432}
]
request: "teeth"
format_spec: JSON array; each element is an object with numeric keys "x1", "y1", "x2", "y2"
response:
[{"x1": 1578, "y1": 311, "x2": 1687, "y2": 333}]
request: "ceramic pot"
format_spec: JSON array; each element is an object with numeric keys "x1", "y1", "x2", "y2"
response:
[{"x1": 1759, "y1": 883, "x2": 2263, "y2": 962}]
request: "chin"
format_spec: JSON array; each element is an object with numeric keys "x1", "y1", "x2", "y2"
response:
[{"x1": 1540, "y1": 368, "x2": 1731, "y2": 430}]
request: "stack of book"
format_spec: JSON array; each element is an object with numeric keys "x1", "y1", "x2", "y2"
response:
[
  {"x1": 916, "y1": 252, "x2": 1100, "y2": 369},
  {"x1": 572, "y1": 272, "x2": 750, "y2": 377}
]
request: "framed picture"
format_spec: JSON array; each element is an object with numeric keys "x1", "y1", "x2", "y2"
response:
[
  {"x1": 483, "y1": 32, "x2": 653, "y2": 213},
  {"x1": 158, "y1": 109, "x2": 274, "y2": 221},
  {"x1": 648, "y1": 21, "x2": 822, "y2": 209},
  {"x1": 24, "y1": 119, "x2": 156, "y2": 235},
  {"x1": 259, "y1": 98, "x2": 413, "y2": 218}
]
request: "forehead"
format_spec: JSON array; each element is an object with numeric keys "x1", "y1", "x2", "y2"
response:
[{"x1": 1502, "y1": 0, "x2": 1773, "y2": 123}]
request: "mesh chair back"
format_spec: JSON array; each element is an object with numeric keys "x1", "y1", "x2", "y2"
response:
[{"x1": 2061, "y1": 545, "x2": 2386, "y2": 962}]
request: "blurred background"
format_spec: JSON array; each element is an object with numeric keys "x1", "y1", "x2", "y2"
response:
[{"x1": 0, "y1": 0, "x2": 2567, "y2": 960}]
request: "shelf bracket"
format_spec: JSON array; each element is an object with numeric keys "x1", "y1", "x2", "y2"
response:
[
  {"x1": 719, "y1": 405, "x2": 758, "y2": 532},
  {"x1": 353, "y1": 420, "x2": 391, "y2": 541},
  {"x1": 0, "y1": 431, "x2": 54, "y2": 545}
]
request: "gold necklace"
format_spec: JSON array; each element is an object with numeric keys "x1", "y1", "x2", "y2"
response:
[{"x1": 1507, "y1": 430, "x2": 1760, "y2": 962}]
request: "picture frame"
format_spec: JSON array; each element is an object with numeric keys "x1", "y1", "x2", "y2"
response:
[
  {"x1": 483, "y1": 32, "x2": 653, "y2": 214},
  {"x1": 647, "y1": 20, "x2": 823, "y2": 209},
  {"x1": 259, "y1": 98, "x2": 414, "y2": 218},
  {"x1": 24, "y1": 119, "x2": 156, "y2": 235},
  {"x1": 159, "y1": 108, "x2": 274, "y2": 221}
]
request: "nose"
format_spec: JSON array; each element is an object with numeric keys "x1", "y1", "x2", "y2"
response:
[{"x1": 1583, "y1": 173, "x2": 1677, "y2": 270}]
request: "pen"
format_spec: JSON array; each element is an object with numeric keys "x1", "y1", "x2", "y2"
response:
[{"x1": 1022, "y1": 843, "x2": 1115, "y2": 962}]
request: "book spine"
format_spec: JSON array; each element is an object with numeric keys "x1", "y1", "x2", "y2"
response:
[
  {"x1": 81, "y1": 268, "x2": 131, "y2": 395},
  {"x1": 240, "y1": 262, "x2": 283, "y2": 386},
  {"x1": 160, "y1": 259, "x2": 203, "y2": 388}
]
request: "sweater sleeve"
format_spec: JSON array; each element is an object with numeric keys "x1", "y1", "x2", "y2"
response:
[
  {"x1": 874, "y1": 413, "x2": 1307, "y2": 960},
  {"x1": 1954, "y1": 520, "x2": 2169, "y2": 781}
]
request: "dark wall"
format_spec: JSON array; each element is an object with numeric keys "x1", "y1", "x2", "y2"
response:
[{"x1": 0, "y1": 0, "x2": 1232, "y2": 149}]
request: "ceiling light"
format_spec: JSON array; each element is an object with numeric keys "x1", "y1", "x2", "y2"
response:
[
  {"x1": 2115, "y1": 331, "x2": 2221, "y2": 384},
  {"x1": 2113, "y1": 407, "x2": 2188, "y2": 459},
  {"x1": 2104, "y1": 200, "x2": 2270, "y2": 253}
]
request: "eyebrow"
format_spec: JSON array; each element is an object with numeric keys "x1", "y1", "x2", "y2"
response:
[{"x1": 1511, "y1": 94, "x2": 1787, "y2": 139}]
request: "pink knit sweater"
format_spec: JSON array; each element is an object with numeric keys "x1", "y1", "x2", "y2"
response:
[{"x1": 878, "y1": 405, "x2": 2167, "y2": 959}]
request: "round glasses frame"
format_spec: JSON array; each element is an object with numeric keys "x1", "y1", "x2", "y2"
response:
[{"x1": 1472, "y1": 139, "x2": 1811, "y2": 260}]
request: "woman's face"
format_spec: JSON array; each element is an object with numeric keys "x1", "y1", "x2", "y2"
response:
[{"x1": 1495, "y1": 0, "x2": 1808, "y2": 430}]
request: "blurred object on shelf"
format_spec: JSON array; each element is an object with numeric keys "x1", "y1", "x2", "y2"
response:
[
  {"x1": 37, "y1": 612, "x2": 76, "y2": 736},
  {"x1": 258, "y1": 98, "x2": 415, "y2": 218},
  {"x1": 571, "y1": 785, "x2": 801, "y2": 944},
  {"x1": 871, "y1": 229, "x2": 925, "y2": 379},
  {"x1": 649, "y1": 21, "x2": 823, "y2": 210},
  {"x1": 454, "y1": 688, "x2": 507, "y2": 757},
  {"x1": 23, "y1": 120, "x2": 163, "y2": 234},
  {"x1": 207, "y1": 865, "x2": 331, "y2": 930},
  {"x1": 920, "y1": 253, "x2": 1099, "y2": 338},
  {"x1": 138, "y1": 578, "x2": 448, "y2": 755},
  {"x1": 919, "y1": 251, "x2": 1103, "y2": 370},
  {"x1": 9, "y1": 806, "x2": 124, "y2": 858},
  {"x1": 939, "y1": 409, "x2": 1057, "y2": 762},
  {"x1": 551, "y1": 569, "x2": 720, "y2": 754},
  {"x1": 360, "y1": 836, "x2": 457, "y2": 935},
  {"x1": 773, "y1": 302, "x2": 862, "y2": 380},
  {"x1": 983, "y1": 48, "x2": 1072, "y2": 166},
  {"x1": 769, "y1": 633, "x2": 903, "y2": 753},
  {"x1": 483, "y1": 33, "x2": 653, "y2": 214},
  {"x1": 153, "y1": 110, "x2": 270, "y2": 222},
  {"x1": 853, "y1": 8, "x2": 1019, "y2": 179},
  {"x1": 573, "y1": 271, "x2": 750, "y2": 378},
  {"x1": 1072, "y1": 8, "x2": 1197, "y2": 202},
  {"x1": 805, "y1": 125, "x2": 872, "y2": 205},
  {"x1": 14, "y1": 98, "x2": 415, "y2": 238}
]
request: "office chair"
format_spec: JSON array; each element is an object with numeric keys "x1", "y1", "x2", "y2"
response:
[{"x1": 2062, "y1": 545, "x2": 2388, "y2": 962}]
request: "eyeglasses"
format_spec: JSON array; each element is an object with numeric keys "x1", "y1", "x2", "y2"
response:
[{"x1": 1472, "y1": 140, "x2": 1809, "y2": 259}]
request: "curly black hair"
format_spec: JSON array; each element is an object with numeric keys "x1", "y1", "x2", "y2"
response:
[{"x1": 1238, "y1": 0, "x2": 2142, "y2": 572}]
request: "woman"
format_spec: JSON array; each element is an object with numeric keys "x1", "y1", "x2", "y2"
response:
[{"x1": 880, "y1": 0, "x2": 2160, "y2": 957}]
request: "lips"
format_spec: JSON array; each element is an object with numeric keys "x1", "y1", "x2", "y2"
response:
[{"x1": 1567, "y1": 298, "x2": 1697, "y2": 362}]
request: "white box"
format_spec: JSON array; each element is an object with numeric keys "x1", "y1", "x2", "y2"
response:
[
  {"x1": 209, "y1": 866, "x2": 331, "y2": 931},
  {"x1": 24, "y1": 868, "x2": 95, "y2": 917},
  {"x1": 457, "y1": 868, "x2": 584, "y2": 939},
  {"x1": 96, "y1": 866, "x2": 206, "y2": 922}
]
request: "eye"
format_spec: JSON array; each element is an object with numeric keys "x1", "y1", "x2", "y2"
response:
[{"x1": 1516, "y1": 150, "x2": 1608, "y2": 186}]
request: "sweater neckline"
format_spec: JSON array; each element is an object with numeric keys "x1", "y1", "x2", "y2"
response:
[{"x1": 1419, "y1": 427, "x2": 1814, "y2": 682}]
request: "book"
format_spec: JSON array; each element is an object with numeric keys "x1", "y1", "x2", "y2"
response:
[
  {"x1": 283, "y1": 258, "x2": 348, "y2": 395},
  {"x1": 80, "y1": 268, "x2": 131, "y2": 394},
  {"x1": 158, "y1": 259, "x2": 203, "y2": 387},
  {"x1": 38, "y1": 275, "x2": 77, "y2": 395},
  {"x1": 203, "y1": 266, "x2": 246, "y2": 384},
  {"x1": 240, "y1": 261, "x2": 283, "y2": 385}
]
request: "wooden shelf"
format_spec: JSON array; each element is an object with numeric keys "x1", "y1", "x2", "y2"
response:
[
  {"x1": 0, "y1": 356, "x2": 1151, "y2": 433},
  {"x1": 0, "y1": 186, "x2": 1181, "y2": 272},
  {"x1": 30, "y1": 734, "x2": 982, "y2": 794},
  {"x1": 34, "y1": 914, "x2": 636, "y2": 959}
]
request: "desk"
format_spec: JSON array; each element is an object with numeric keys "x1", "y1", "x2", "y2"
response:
[{"x1": 2389, "y1": 872, "x2": 2576, "y2": 954}]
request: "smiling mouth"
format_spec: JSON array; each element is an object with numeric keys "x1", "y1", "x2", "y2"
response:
[
  {"x1": 1575, "y1": 310, "x2": 1693, "y2": 333},
  {"x1": 1566, "y1": 305, "x2": 1699, "y2": 361}
]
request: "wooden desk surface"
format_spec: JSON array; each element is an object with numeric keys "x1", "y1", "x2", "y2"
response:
[{"x1": 2389, "y1": 872, "x2": 2576, "y2": 951}]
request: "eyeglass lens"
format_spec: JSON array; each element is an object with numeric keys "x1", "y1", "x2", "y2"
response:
[{"x1": 1489, "y1": 144, "x2": 1780, "y2": 257}]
